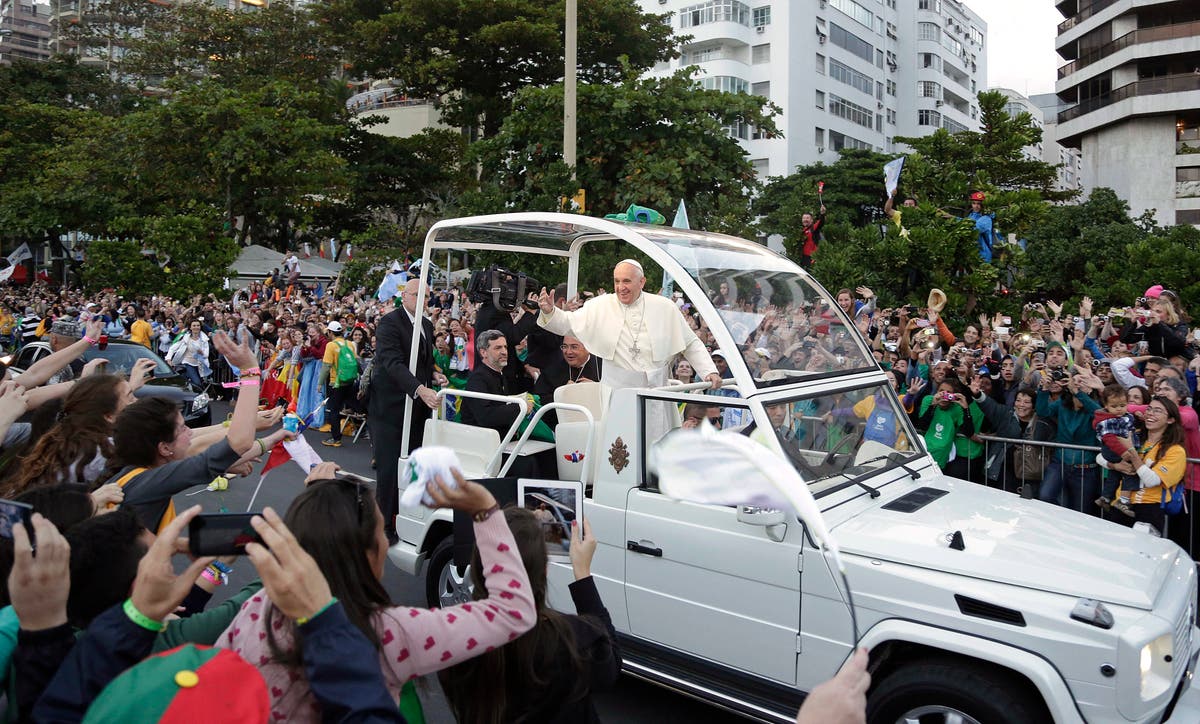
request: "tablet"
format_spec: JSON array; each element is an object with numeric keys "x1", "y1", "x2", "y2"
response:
[{"x1": 517, "y1": 480, "x2": 582, "y2": 563}]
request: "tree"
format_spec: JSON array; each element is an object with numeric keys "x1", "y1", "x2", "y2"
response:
[
  {"x1": 319, "y1": 0, "x2": 677, "y2": 135},
  {"x1": 82, "y1": 214, "x2": 237, "y2": 298},
  {"x1": 466, "y1": 67, "x2": 779, "y2": 234}
]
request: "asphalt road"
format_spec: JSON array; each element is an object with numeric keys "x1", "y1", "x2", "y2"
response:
[{"x1": 186, "y1": 403, "x2": 734, "y2": 723}]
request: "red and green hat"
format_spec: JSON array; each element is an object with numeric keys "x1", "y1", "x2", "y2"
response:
[{"x1": 84, "y1": 644, "x2": 269, "y2": 723}]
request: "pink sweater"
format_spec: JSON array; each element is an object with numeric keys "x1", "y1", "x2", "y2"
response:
[{"x1": 218, "y1": 514, "x2": 535, "y2": 722}]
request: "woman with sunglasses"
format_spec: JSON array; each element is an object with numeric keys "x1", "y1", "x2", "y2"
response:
[
  {"x1": 1099, "y1": 396, "x2": 1187, "y2": 536},
  {"x1": 219, "y1": 468, "x2": 535, "y2": 722}
]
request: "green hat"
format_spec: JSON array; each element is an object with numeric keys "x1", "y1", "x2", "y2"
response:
[{"x1": 84, "y1": 644, "x2": 269, "y2": 724}]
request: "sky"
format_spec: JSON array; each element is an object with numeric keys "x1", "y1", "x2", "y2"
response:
[{"x1": 974, "y1": 0, "x2": 1065, "y2": 98}]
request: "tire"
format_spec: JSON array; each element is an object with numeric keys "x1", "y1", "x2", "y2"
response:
[
  {"x1": 424, "y1": 537, "x2": 474, "y2": 609},
  {"x1": 868, "y1": 658, "x2": 1045, "y2": 724}
]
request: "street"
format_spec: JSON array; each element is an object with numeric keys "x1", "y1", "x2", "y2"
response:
[{"x1": 188, "y1": 403, "x2": 733, "y2": 723}]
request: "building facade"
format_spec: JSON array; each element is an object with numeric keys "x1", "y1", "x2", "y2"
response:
[
  {"x1": 638, "y1": 0, "x2": 988, "y2": 178},
  {"x1": 0, "y1": 0, "x2": 52, "y2": 64},
  {"x1": 1029, "y1": 92, "x2": 1084, "y2": 193},
  {"x1": 1054, "y1": 0, "x2": 1200, "y2": 225}
]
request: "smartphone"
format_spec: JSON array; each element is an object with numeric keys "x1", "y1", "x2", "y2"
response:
[
  {"x1": 1135, "y1": 341, "x2": 1150, "y2": 355},
  {"x1": 1033, "y1": 352, "x2": 1046, "y2": 363},
  {"x1": 0, "y1": 498, "x2": 34, "y2": 551},
  {"x1": 188, "y1": 513, "x2": 264, "y2": 556}
]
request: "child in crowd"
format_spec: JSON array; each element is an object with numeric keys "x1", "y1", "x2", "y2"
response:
[{"x1": 1094, "y1": 384, "x2": 1140, "y2": 517}]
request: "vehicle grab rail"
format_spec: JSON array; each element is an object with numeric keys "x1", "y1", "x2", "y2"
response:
[{"x1": 434, "y1": 388, "x2": 526, "y2": 476}]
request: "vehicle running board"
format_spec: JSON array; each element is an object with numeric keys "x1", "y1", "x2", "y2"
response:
[{"x1": 617, "y1": 633, "x2": 804, "y2": 723}]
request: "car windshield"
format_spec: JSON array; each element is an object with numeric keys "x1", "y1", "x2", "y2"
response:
[
  {"x1": 754, "y1": 381, "x2": 921, "y2": 497},
  {"x1": 82, "y1": 345, "x2": 175, "y2": 378},
  {"x1": 640, "y1": 228, "x2": 876, "y2": 386}
]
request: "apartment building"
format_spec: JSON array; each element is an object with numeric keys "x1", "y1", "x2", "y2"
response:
[
  {"x1": 638, "y1": 0, "x2": 988, "y2": 178},
  {"x1": 0, "y1": 0, "x2": 52, "y2": 64},
  {"x1": 1029, "y1": 92, "x2": 1084, "y2": 193},
  {"x1": 1055, "y1": 0, "x2": 1200, "y2": 225}
]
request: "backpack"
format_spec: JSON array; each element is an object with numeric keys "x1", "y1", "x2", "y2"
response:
[
  {"x1": 334, "y1": 339, "x2": 359, "y2": 385},
  {"x1": 1161, "y1": 481, "x2": 1186, "y2": 515},
  {"x1": 1012, "y1": 419, "x2": 1049, "y2": 481}
]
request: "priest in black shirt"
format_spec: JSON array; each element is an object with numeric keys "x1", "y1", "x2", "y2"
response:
[{"x1": 532, "y1": 334, "x2": 602, "y2": 428}]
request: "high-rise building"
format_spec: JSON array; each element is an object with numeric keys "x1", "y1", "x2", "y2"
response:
[
  {"x1": 638, "y1": 0, "x2": 988, "y2": 178},
  {"x1": 1029, "y1": 92, "x2": 1084, "y2": 193},
  {"x1": 1054, "y1": 0, "x2": 1200, "y2": 226},
  {"x1": 0, "y1": 0, "x2": 52, "y2": 64}
]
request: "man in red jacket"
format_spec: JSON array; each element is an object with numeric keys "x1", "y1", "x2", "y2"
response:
[{"x1": 799, "y1": 203, "x2": 827, "y2": 269}]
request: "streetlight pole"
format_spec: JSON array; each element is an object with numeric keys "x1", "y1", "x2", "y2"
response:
[{"x1": 563, "y1": 0, "x2": 577, "y2": 179}]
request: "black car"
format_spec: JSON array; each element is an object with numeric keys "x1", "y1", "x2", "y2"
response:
[{"x1": 7, "y1": 340, "x2": 213, "y2": 427}]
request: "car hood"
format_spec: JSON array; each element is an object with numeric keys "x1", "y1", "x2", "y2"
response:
[{"x1": 833, "y1": 478, "x2": 1179, "y2": 610}]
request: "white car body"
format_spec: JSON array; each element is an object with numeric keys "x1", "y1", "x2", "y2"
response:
[{"x1": 387, "y1": 213, "x2": 1200, "y2": 723}]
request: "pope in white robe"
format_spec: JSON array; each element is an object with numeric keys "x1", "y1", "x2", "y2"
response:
[{"x1": 536, "y1": 259, "x2": 722, "y2": 391}]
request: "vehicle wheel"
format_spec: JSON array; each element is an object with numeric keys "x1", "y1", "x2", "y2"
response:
[
  {"x1": 868, "y1": 659, "x2": 1044, "y2": 724},
  {"x1": 424, "y1": 537, "x2": 474, "y2": 609}
]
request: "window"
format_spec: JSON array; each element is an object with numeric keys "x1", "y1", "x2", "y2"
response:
[
  {"x1": 752, "y1": 43, "x2": 771, "y2": 64},
  {"x1": 828, "y1": 0, "x2": 874, "y2": 30},
  {"x1": 724, "y1": 119, "x2": 750, "y2": 139},
  {"x1": 918, "y1": 0, "x2": 941, "y2": 9},
  {"x1": 680, "y1": 0, "x2": 751, "y2": 28},
  {"x1": 886, "y1": 22, "x2": 897, "y2": 40},
  {"x1": 815, "y1": 53, "x2": 826, "y2": 74},
  {"x1": 752, "y1": 5, "x2": 770, "y2": 26},
  {"x1": 830, "y1": 130, "x2": 872, "y2": 151},
  {"x1": 875, "y1": 48, "x2": 884, "y2": 69},
  {"x1": 919, "y1": 52, "x2": 941, "y2": 71},
  {"x1": 830, "y1": 23, "x2": 873, "y2": 63},
  {"x1": 942, "y1": 116, "x2": 968, "y2": 134},
  {"x1": 942, "y1": 32, "x2": 963, "y2": 56},
  {"x1": 918, "y1": 109, "x2": 942, "y2": 127},
  {"x1": 700, "y1": 75, "x2": 749, "y2": 94},
  {"x1": 815, "y1": 127, "x2": 825, "y2": 147},
  {"x1": 918, "y1": 22, "x2": 940, "y2": 41},
  {"x1": 886, "y1": 108, "x2": 896, "y2": 124},
  {"x1": 969, "y1": 27, "x2": 984, "y2": 47},
  {"x1": 815, "y1": 90, "x2": 825, "y2": 109},
  {"x1": 752, "y1": 81, "x2": 770, "y2": 99},
  {"x1": 682, "y1": 45, "x2": 725, "y2": 64},
  {"x1": 828, "y1": 93, "x2": 874, "y2": 128},
  {"x1": 885, "y1": 50, "x2": 897, "y2": 69},
  {"x1": 918, "y1": 80, "x2": 942, "y2": 99},
  {"x1": 830, "y1": 58, "x2": 874, "y2": 96},
  {"x1": 886, "y1": 79, "x2": 896, "y2": 96},
  {"x1": 751, "y1": 158, "x2": 770, "y2": 177},
  {"x1": 1177, "y1": 210, "x2": 1200, "y2": 225},
  {"x1": 1177, "y1": 167, "x2": 1200, "y2": 182}
]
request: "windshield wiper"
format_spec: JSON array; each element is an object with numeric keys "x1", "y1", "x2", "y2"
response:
[{"x1": 843, "y1": 452, "x2": 923, "y2": 496}]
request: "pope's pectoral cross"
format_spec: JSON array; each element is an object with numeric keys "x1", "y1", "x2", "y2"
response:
[{"x1": 630, "y1": 339, "x2": 641, "y2": 358}]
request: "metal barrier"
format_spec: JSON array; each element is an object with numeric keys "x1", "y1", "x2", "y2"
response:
[{"x1": 974, "y1": 433, "x2": 1200, "y2": 562}]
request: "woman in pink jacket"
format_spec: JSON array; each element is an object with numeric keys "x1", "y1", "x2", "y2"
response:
[{"x1": 220, "y1": 471, "x2": 535, "y2": 722}]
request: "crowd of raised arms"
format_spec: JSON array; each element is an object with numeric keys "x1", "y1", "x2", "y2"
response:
[{"x1": 0, "y1": 265, "x2": 877, "y2": 723}]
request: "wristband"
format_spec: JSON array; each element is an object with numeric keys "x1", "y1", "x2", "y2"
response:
[
  {"x1": 473, "y1": 504, "x2": 501, "y2": 523},
  {"x1": 83, "y1": 335, "x2": 98, "y2": 346},
  {"x1": 256, "y1": 438, "x2": 267, "y2": 456},
  {"x1": 296, "y1": 597, "x2": 338, "y2": 626},
  {"x1": 211, "y1": 560, "x2": 233, "y2": 574},
  {"x1": 239, "y1": 367, "x2": 262, "y2": 377},
  {"x1": 123, "y1": 599, "x2": 166, "y2": 632},
  {"x1": 200, "y1": 567, "x2": 226, "y2": 586},
  {"x1": 222, "y1": 379, "x2": 261, "y2": 389}
]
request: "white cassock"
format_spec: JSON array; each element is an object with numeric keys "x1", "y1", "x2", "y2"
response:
[{"x1": 538, "y1": 292, "x2": 718, "y2": 390}]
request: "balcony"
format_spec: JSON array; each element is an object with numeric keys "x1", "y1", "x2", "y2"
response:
[
  {"x1": 1059, "y1": 72, "x2": 1200, "y2": 123},
  {"x1": 1059, "y1": 20, "x2": 1200, "y2": 78},
  {"x1": 1058, "y1": 0, "x2": 1119, "y2": 33}
]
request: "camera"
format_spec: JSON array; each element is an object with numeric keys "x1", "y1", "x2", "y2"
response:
[
  {"x1": 940, "y1": 392, "x2": 956, "y2": 402},
  {"x1": 1049, "y1": 368, "x2": 1069, "y2": 382},
  {"x1": 466, "y1": 266, "x2": 542, "y2": 312}
]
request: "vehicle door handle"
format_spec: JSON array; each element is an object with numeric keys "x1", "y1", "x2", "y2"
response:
[{"x1": 627, "y1": 540, "x2": 663, "y2": 557}]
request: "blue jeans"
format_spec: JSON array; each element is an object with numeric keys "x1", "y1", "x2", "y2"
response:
[
  {"x1": 1039, "y1": 460, "x2": 1102, "y2": 516},
  {"x1": 181, "y1": 364, "x2": 204, "y2": 390}
]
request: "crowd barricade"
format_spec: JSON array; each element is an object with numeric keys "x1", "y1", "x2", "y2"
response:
[{"x1": 974, "y1": 433, "x2": 1200, "y2": 562}]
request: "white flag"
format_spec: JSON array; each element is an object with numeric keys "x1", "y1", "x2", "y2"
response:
[
  {"x1": 7, "y1": 243, "x2": 32, "y2": 266},
  {"x1": 883, "y1": 157, "x2": 905, "y2": 198},
  {"x1": 0, "y1": 264, "x2": 13, "y2": 283}
]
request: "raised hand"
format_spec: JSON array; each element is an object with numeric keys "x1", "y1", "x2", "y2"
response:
[
  {"x1": 8, "y1": 514, "x2": 70, "y2": 631},
  {"x1": 128, "y1": 358, "x2": 157, "y2": 392},
  {"x1": 537, "y1": 287, "x2": 556, "y2": 315},
  {"x1": 129, "y1": 505, "x2": 214, "y2": 622}
]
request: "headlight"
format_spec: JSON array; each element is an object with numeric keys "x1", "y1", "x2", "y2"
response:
[
  {"x1": 1139, "y1": 633, "x2": 1174, "y2": 700},
  {"x1": 191, "y1": 392, "x2": 211, "y2": 412}
]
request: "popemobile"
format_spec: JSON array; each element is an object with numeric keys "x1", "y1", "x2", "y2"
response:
[{"x1": 387, "y1": 211, "x2": 1200, "y2": 724}]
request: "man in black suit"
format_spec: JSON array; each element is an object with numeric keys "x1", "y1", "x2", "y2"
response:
[
  {"x1": 462, "y1": 329, "x2": 550, "y2": 478},
  {"x1": 370, "y1": 279, "x2": 445, "y2": 543}
]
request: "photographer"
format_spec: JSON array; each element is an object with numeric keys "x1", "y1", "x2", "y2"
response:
[
  {"x1": 1119, "y1": 291, "x2": 1189, "y2": 360},
  {"x1": 1036, "y1": 370, "x2": 1103, "y2": 515}
]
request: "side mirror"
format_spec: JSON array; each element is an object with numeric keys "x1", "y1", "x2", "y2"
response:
[{"x1": 737, "y1": 505, "x2": 786, "y2": 527}]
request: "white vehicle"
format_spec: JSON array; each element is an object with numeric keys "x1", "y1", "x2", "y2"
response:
[{"x1": 388, "y1": 212, "x2": 1200, "y2": 723}]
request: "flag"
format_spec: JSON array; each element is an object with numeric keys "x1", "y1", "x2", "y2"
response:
[
  {"x1": 884, "y1": 156, "x2": 905, "y2": 198},
  {"x1": 303, "y1": 242, "x2": 312, "y2": 259},
  {"x1": 0, "y1": 263, "x2": 13, "y2": 283},
  {"x1": 247, "y1": 436, "x2": 324, "y2": 510},
  {"x1": 7, "y1": 243, "x2": 32, "y2": 265},
  {"x1": 330, "y1": 238, "x2": 338, "y2": 261},
  {"x1": 346, "y1": 243, "x2": 352, "y2": 260},
  {"x1": 671, "y1": 200, "x2": 690, "y2": 230}
]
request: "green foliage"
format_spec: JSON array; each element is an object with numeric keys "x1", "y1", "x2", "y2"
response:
[
  {"x1": 320, "y1": 0, "x2": 678, "y2": 135},
  {"x1": 81, "y1": 215, "x2": 237, "y2": 298},
  {"x1": 82, "y1": 241, "x2": 164, "y2": 297},
  {"x1": 467, "y1": 67, "x2": 778, "y2": 234}
]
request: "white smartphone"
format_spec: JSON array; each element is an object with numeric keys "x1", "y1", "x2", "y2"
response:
[{"x1": 517, "y1": 480, "x2": 583, "y2": 563}]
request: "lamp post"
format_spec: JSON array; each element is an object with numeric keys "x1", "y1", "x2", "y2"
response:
[{"x1": 563, "y1": 0, "x2": 577, "y2": 179}]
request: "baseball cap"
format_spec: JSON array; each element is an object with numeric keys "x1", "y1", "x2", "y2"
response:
[
  {"x1": 969, "y1": 191, "x2": 986, "y2": 202},
  {"x1": 327, "y1": 320, "x2": 343, "y2": 333},
  {"x1": 1144, "y1": 284, "x2": 1164, "y2": 299},
  {"x1": 711, "y1": 350, "x2": 727, "y2": 359}
]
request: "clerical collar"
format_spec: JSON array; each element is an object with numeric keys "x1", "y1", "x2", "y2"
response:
[{"x1": 620, "y1": 294, "x2": 643, "y2": 309}]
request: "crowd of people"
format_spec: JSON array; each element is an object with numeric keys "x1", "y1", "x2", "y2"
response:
[{"x1": 0, "y1": 262, "x2": 873, "y2": 722}]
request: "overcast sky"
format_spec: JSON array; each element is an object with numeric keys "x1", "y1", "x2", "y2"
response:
[{"x1": 975, "y1": 0, "x2": 1064, "y2": 98}]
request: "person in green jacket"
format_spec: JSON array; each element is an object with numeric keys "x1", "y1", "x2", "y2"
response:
[
  {"x1": 915, "y1": 378, "x2": 983, "y2": 482},
  {"x1": 1035, "y1": 370, "x2": 1103, "y2": 515}
]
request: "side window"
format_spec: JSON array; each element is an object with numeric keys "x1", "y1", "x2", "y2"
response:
[
  {"x1": 13, "y1": 346, "x2": 41, "y2": 370},
  {"x1": 642, "y1": 395, "x2": 750, "y2": 495}
]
